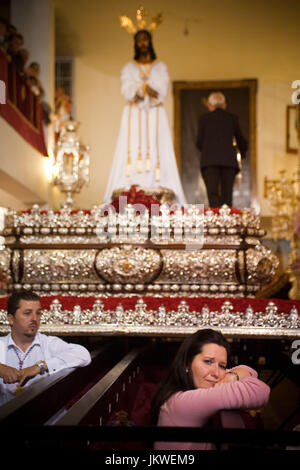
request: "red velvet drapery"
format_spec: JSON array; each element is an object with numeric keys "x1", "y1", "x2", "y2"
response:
[{"x1": 0, "y1": 295, "x2": 299, "y2": 314}]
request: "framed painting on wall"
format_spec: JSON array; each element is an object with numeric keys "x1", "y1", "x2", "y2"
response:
[{"x1": 173, "y1": 79, "x2": 257, "y2": 208}]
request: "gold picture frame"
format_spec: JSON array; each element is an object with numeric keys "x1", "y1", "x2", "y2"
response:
[
  {"x1": 286, "y1": 105, "x2": 298, "y2": 154},
  {"x1": 173, "y1": 79, "x2": 257, "y2": 205}
]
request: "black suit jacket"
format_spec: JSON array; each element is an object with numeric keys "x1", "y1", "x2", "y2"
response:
[{"x1": 196, "y1": 108, "x2": 248, "y2": 170}]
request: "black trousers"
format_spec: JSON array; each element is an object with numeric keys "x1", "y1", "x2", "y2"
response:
[{"x1": 201, "y1": 166, "x2": 237, "y2": 207}]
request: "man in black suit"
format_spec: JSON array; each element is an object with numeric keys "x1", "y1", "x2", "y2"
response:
[{"x1": 196, "y1": 92, "x2": 248, "y2": 207}]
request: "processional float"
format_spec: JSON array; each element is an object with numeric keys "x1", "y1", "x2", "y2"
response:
[{"x1": 0, "y1": 115, "x2": 299, "y2": 339}]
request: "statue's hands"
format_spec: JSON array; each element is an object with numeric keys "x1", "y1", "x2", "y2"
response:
[
  {"x1": 133, "y1": 93, "x2": 144, "y2": 103},
  {"x1": 145, "y1": 84, "x2": 158, "y2": 99}
]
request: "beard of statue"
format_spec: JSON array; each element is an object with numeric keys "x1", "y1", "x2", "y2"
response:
[{"x1": 134, "y1": 30, "x2": 156, "y2": 61}]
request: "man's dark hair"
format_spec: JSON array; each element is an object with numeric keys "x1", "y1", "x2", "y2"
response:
[
  {"x1": 7, "y1": 290, "x2": 40, "y2": 316},
  {"x1": 134, "y1": 29, "x2": 156, "y2": 61}
]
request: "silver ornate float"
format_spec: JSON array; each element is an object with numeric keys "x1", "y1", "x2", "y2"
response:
[
  {"x1": 0, "y1": 204, "x2": 279, "y2": 297},
  {"x1": 0, "y1": 298, "x2": 298, "y2": 338}
]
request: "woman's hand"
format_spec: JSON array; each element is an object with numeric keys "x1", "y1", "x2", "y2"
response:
[
  {"x1": 214, "y1": 372, "x2": 238, "y2": 387},
  {"x1": 214, "y1": 367, "x2": 251, "y2": 387}
]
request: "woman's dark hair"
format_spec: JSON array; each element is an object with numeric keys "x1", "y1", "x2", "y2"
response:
[
  {"x1": 150, "y1": 329, "x2": 230, "y2": 424},
  {"x1": 7, "y1": 290, "x2": 40, "y2": 316},
  {"x1": 134, "y1": 29, "x2": 156, "y2": 61}
]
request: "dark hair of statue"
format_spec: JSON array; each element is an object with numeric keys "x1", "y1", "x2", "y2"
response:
[
  {"x1": 134, "y1": 29, "x2": 157, "y2": 61},
  {"x1": 7, "y1": 290, "x2": 40, "y2": 316},
  {"x1": 149, "y1": 329, "x2": 230, "y2": 424}
]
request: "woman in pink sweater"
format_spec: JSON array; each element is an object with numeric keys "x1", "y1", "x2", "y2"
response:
[{"x1": 151, "y1": 329, "x2": 270, "y2": 450}]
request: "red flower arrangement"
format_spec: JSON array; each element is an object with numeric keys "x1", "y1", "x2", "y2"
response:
[
  {"x1": 109, "y1": 185, "x2": 243, "y2": 215},
  {"x1": 110, "y1": 185, "x2": 161, "y2": 213},
  {"x1": 19, "y1": 186, "x2": 242, "y2": 216},
  {"x1": 0, "y1": 295, "x2": 298, "y2": 316}
]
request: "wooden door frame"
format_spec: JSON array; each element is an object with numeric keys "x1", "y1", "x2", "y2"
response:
[{"x1": 173, "y1": 79, "x2": 257, "y2": 204}]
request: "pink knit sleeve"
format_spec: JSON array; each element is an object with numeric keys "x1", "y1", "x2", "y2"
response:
[{"x1": 167, "y1": 375, "x2": 270, "y2": 425}]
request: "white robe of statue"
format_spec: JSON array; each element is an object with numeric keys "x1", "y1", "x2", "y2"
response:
[{"x1": 104, "y1": 60, "x2": 186, "y2": 205}]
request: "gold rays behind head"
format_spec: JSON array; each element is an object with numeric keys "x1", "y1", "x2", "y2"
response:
[{"x1": 120, "y1": 5, "x2": 163, "y2": 35}]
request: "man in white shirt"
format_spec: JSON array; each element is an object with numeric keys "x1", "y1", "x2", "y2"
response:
[{"x1": 0, "y1": 290, "x2": 91, "y2": 400}]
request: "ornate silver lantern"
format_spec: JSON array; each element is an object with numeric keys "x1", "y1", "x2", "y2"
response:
[{"x1": 52, "y1": 120, "x2": 90, "y2": 207}]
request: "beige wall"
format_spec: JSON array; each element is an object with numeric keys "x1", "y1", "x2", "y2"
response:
[
  {"x1": 0, "y1": 118, "x2": 48, "y2": 208},
  {"x1": 72, "y1": 60, "x2": 121, "y2": 208},
  {"x1": 257, "y1": 80, "x2": 299, "y2": 214}
]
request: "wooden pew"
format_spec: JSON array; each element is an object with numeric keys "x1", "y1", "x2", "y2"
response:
[
  {"x1": 52, "y1": 339, "x2": 173, "y2": 428},
  {"x1": 46, "y1": 344, "x2": 155, "y2": 450},
  {"x1": 54, "y1": 347, "x2": 144, "y2": 426},
  {"x1": 0, "y1": 339, "x2": 129, "y2": 425},
  {"x1": 0, "y1": 337, "x2": 299, "y2": 450},
  {"x1": 49, "y1": 340, "x2": 272, "y2": 450}
]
